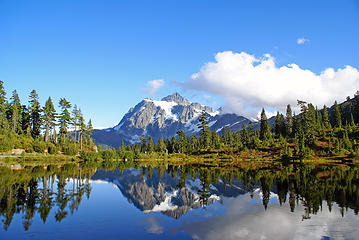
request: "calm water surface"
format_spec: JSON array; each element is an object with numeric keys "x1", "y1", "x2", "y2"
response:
[{"x1": 0, "y1": 163, "x2": 359, "y2": 239}]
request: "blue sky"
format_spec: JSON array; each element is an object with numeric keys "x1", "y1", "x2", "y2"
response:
[{"x1": 1, "y1": 0, "x2": 359, "y2": 127}]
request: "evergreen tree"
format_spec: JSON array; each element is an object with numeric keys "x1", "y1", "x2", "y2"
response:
[
  {"x1": 286, "y1": 104, "x2": 293, "y2": 137},
  {"x1": 197, "y1": 110, "x2": 211, "y2": 149},
  {"x1": 117, "y1": 140, "x2": 126, "y2": 158},
  {"x1": 240, "y1": 124, "x2": 250, "y2": 147},
  {"x1": 0, "y1": 80, "x2": 8, "y2": 129},
  {"x1": 354, "y1": 94, "x2": 359, "y2": 124},
  {"x1": 226, "y1": 127, "x2": 233, "y2": 146},
  {"x1": 211, "y1": 130, "x2": 221, "y2": 149},
  {"x1": 42, "y1": 97, "x2": 57, "y2": 142},
  {"x1": 147, "y1": 136, "x2": 155, "y2": 153},
  {"x1": 333, "y1": 101, "x2": 342, "y2": 128},
  {"x1": 29, "y1": 90, "x2": 42, "y2": 139},
  {"x1": 85, "y1": 119, "x2": 93, "y2": 143},
  {"x1": 189, "y1": 134, "x2": 199, "y2": 152},
  {"x1": 140, "y1": 135, "x2": 147, "y2": 153},
  {"x1": 315, "y1": 106, "x2": 321, "y2": 129},
  {"x1": 78, "y1": 110, "x2": 86, "y2": 150},
  {"x1": 20, "y1": 105, "x2": 31, "y2": 136},
  {"x1": 58, "y1": 98, "x2": 72, "y2": 142},
  {"x1": 322, "y1": 105, "x2": 331, "y2": 129},
  {"x1": 274, "y1": 112, "x2": 285, "y2": 138},
  {"x1": 350, "y1": 112, "x2": 355, "y2": 126},
  {"x1": 170, "y1": 136, "x2": 178, "y2": 153},
  {"x1": 156, "y1": 137, "x2": 167, "y2": 153},
  {"x1": 177, "y1": 130, "x2": 188, "y2": 153},
  {"x1": 259, "y1": 108, "x2": 271, "y2": 141},
  {"x1": 9, "y1": 90, "x2": 21, "y2": 133},
  {"x1": 305, "y1": 103, "x2": 316, "y2": 140},
  {"x1": 72, "y1": 105, "x2": 80, "y2": 141}
]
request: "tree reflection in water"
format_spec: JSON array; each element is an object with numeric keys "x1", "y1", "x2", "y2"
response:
[{"x1": 0, "y1": 161, "x2": 359, "y2": 231}]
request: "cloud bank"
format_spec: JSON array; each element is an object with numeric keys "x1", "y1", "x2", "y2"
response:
[
  {"x1": 144, "y1": 79, "x2": 165, "y2": 95},
  {"x1": 175, "y1": 191, "x2": 359, "y2": 240},
  {"x1": 182, "y1": 51, "x2": 359, "y2": 118}
]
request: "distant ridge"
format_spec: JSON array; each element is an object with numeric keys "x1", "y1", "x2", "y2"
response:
[{"x1": 92, "y1": 93, "x2": 252, "y2": 147}]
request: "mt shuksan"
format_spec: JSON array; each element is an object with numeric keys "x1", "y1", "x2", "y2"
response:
[{"x1": 92, "y1": 93, "x2": 251, "y2": 147}]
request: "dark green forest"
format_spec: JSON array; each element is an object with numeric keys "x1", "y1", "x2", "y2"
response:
[{"x1": 0, "y1": 80, "x2": 95, "y2": 156}]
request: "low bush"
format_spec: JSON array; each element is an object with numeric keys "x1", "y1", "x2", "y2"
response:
[
  {"x1": 47, "y1": 143, "x2": 58, "y2": 154},
  {"x1": 33, "y1": 139, "x2": 46, "y2": 153},
  {"x1": 101, "y1": 149, "x2": 116, "y2": 160},
  {"x1": 80, "y1": 151, "x2": 99, "y2": 161},
  {"x1": 0, "y1": 134, "x2": 14, "y2": 152},
  {"x1": 62, "y1": 143, "x2": 79, "y2": 156}
]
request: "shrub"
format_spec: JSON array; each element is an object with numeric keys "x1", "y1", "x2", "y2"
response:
[
  {"x1": 47, "y1": 143, "x2": 58, "y2": 154},
  {"x1": 123, "y1": 150, "x2": 134, "y2": 161},
  {"x1": 33, "y1": 139, "x2": 46, "y2": 153},
  {"x1": 62, "y1": 143, "x2": 79, "y2": 156},
  {"x1": 101, "y1": 149, "x2": 116, "y2": 160},
  {"x1": 79, "y1": 151, "x2": 99, "y2": 161},
  {"x1": 0, "y1": 134, "x2": 14, "y2": 152}
]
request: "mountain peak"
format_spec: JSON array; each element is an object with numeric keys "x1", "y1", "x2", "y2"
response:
[{"x1": 161, "y1": 92, "x2": 190, "y2": 105}]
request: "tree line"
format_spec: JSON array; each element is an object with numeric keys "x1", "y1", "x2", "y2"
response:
[
  {"x1": 114, "y1": 92, "x2": 359, "y2": 161},
  {"x1": 0, "y1": 80, "x2": 94, "y2": 155},
  {"x1": 1, "y1": 163, "x2": 358, "y2": 230}
]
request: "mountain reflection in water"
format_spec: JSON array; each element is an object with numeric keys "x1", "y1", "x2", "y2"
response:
[{"x1": 0, "y1": 162, "x2": 359, "y2": 239}]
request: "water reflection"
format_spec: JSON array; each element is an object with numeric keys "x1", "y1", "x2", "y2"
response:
[
  {"x1": 0, "y1": 164, "x2": 95, "y2": 230},
  {"x1": 0, "y1": 162, "x2": 359, "y2": 239}
]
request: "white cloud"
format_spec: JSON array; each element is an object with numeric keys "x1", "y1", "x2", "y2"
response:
[
  {"x1": 174, "y1": 191, "x2": 359, "y2": 240},
  {"x1": 142, "y1": 216, "x2": 164, "y2": 234},
  {"x1": 297, "y1": 38, "x2": 308, "y2": 45},
  {"x1": 144, "y1": 79, "x2": 165, "y2": 95},
  {"x1": 182, "y1": 51, "x2": 359, "y2": 118}
]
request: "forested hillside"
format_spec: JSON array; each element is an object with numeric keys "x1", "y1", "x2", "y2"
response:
[{"x1": 0, "y1": 80, "x2": 95, "y2": 155}]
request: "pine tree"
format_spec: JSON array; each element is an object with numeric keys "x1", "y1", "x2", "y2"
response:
[
  {"x1": 9, "y1": 90, "x2": 21, "y2": 133},
  {"x1": 20, "y1": 105, "x2": 31, "y2": 136},
  {"x1": 274, "y1": 112, "x2": 285, "y2": 138},
  {"x1": 226, "y1": 127, "x2": 233, "y2": 147},
  {"x1": 72, "y1": 105, "x2": 80, "y2": 141},
  {"x1": 240, "y1": 124, "x2": 250, "y2": 147},
  {"x1": 147, "y1": 136, "x2": 155, "y2": 153},
  {"x1": 197, "y1": 110, "x2": 211, "y2": 149},
  {"x1": 29, "y1": 90, "x2": 42, "y2": 139},
  {"x1": 140, "y1": 135, "x2": 147, "y2": 153},
  {"x1": 211, "y1": 130, "x2": 221, "y2": 149},
  {"x1": 170, "y1": 136, "x2": 178, "y2": 153},
  {"x1": 189, "y1": 134, "x2": 199, "y2": 152},
  {"x1": 259, "y1": 108, "x2": 271, "y2": 141},
  {"x1": 58, "y1": 98, "x2": 72, "y2": 143},
  {"x1": 156, "y1": 137, "x2": 167, "y2": 153},
  {"x1": 42, "y1": 97, "x2": 57, "y2": 142},
  {"x1": 354, "y1": 94, "x2": 359, "y2": 124},
  {"x1": 305, "y1": 103, "x2": 316, "y2": 140},
  {"x1": 85, "y1": 119, "x2": 94, "y2": 144},
  {"x1": 286, "y1": 104, "x2": 293, "y2": 137},
  {"x1": 322, "y1": 105, "x2": 331, "y2": 129},
  {"x1": 0, "y1": 80, "x2": 8, "y2": 129},
  {"x1": 350, "y1": 112, "x2": 355, "y2": 126},
  {"x1": 333, "y1": 101, "x2": 342, "y2": 128},
  {"x1": 177, "y1": 130, "x2": 188, "y2": 153},
  {"x1": 117, "y1": 140, "x2": 126, "y2": 158},
  {"x1": 78, "y1": 110, "x2": 86, "y2": 150}
]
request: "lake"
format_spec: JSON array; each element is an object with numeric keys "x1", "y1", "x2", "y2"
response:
[{"x1": 0, "y1": 162, "x2": 358, "y2": 239}]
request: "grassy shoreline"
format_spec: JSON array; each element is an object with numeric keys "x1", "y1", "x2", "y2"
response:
[{"x1": 1, "y1": 149, "x2": 358, "y2": 171}]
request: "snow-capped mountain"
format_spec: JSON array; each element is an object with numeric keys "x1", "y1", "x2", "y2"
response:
[
  {"x1": 91, "y1": 168, "x2": 255, "y2": 219},
  {"x1": 92, "y1": 93, "x2": 252, "y2": 147}
]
